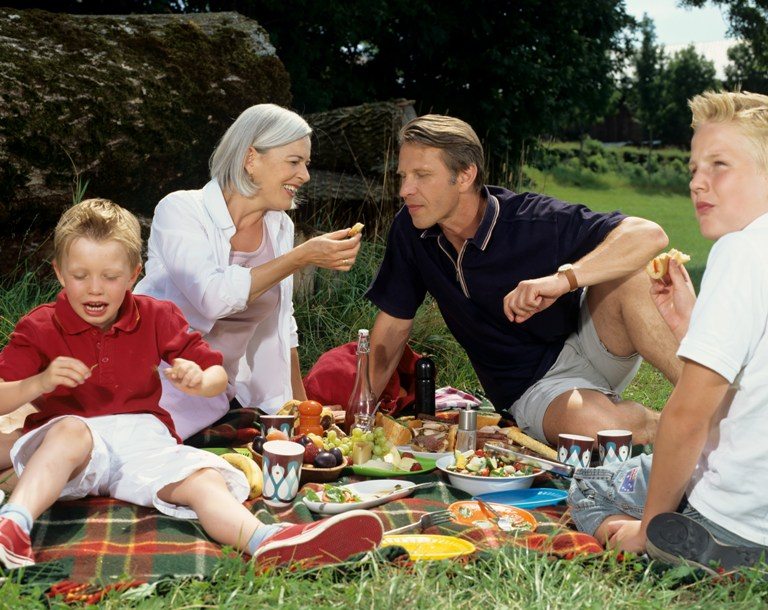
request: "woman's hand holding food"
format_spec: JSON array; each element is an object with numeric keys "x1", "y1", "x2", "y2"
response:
[
  {"x1": 297, "y1": 228, "x2": 362, "y2": 271},
  {"x1": 650, "y1": 259, "x2": 696, "y2": 343}
]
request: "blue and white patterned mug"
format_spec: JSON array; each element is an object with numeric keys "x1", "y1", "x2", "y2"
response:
[
  {"x1": 557, "y1": 434, "x2": 594, "y2": 469},
  {"x1": 262, "y1": 440, "x2": 304, "y2": 507}
]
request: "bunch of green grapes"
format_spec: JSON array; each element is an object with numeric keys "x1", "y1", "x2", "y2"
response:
[{"x1": 323, "y1": 426, "x2": 392, "y2": 457}]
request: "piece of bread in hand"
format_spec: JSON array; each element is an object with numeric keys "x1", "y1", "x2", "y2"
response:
[
  {"x1": 646, "y1": 248, "x2": 691, "y2": 280},
  {"x1": 348, "y1": 222, "x2": 365, "y2": 237}
]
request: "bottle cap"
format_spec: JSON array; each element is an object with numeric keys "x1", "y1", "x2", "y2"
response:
[{"x1": 458, "y1": 408, "x2": 477, "y2": 430}]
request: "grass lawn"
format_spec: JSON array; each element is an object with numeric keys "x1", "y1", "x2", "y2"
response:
[{"x1": 4, "y1": 173, "x2": 767, "y2": 608}]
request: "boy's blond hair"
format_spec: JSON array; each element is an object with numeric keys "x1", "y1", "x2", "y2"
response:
[
  {"x1": 690, "y1": 91, "x2": 768, "y2": 171},
  {"x1": 54, "y1": 198, "x2": 142, "y2": 268},
  {"x1": 399, "y1": 114, "x2": 485, "y2": 191}
]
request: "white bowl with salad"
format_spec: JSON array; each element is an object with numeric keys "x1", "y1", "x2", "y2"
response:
[{"x1": 435, "y1": 450, "x2": 540, "y2": 496}]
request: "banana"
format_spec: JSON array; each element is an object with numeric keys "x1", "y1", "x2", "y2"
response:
[
  {"x1": 221, "y1": 452, "x2": 263, "y2": 499},
  {"x1": 277, "y1": 399, "x2": 302, "y2": 416}
]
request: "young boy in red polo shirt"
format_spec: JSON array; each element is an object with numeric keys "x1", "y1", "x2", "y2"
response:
[{"x1": 0, "y1": 199, "x2": 383, "y2": 570}]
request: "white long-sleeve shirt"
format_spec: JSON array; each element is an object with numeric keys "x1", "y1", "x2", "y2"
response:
[{"x1": 135, "y1": 180, "x2": 299, "y2": 437}]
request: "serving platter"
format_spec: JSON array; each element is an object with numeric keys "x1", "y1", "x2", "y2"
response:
[
  {"x1": 302, "y1": 479, "x2": 417, "y2": 515},
  {"x1": 347, "y1": 456, "x2": 436, "y2": 477}
]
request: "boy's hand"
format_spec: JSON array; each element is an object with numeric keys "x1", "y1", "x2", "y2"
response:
[
  {"x1": 605, "y1": 519, "x2": 647, "y2": 554},
  {"x1": 38, "y1": 357, "x2": 92, "y2": 394},
  {"x1": 163, "y1": 358, "x2": 204, "y2": 392},
  {"x1": 650, "y1": 259, "x2": 696, "y2": 342}
]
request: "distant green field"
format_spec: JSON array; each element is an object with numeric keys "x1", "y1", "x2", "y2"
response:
[{"x1": 525, "y1": 168, "x2": 712, "y2": 288}]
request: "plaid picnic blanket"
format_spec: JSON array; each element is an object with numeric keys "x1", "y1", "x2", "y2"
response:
[{"x1": 20, "y1": 470, "x2": 599, "y2": 598}]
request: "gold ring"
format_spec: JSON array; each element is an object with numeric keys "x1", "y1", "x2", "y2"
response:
[{"x1": 342, "y1": 259, "x2": 349, "y2": 266}]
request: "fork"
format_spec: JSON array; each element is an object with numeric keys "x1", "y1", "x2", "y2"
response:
[{"x1": 384, "y1": 509, "x2": 453, "y2": 535}]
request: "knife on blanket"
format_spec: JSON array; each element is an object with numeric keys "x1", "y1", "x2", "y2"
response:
[{"x1": 483, "y1": 443, "x2": 575, "y2": 478}]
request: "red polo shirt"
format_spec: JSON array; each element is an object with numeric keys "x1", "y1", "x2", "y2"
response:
[{"x1": 0, "y1": 290, "x2": 223, "y2": 442}]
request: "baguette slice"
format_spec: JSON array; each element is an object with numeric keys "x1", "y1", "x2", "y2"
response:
[
  {"x1": 380, "y1": 414, "x2": 413, "y2": 446},
  {"x1": 646, "y1": 248, "x2": 691, "y2": 280},
  {"x1": 503, "y1": 426, "x2": 558, "y2": 461},
  {"x1": 348, "y1": 222, "x2": 365, "y2": 237}
]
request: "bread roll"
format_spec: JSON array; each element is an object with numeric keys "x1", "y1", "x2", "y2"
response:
[
  {"x1": 646, "y1": 248, "x2": 691, "y2": 280},
  {"x1": 380, "y1": 414, "x2": 413, "y2": 445}
]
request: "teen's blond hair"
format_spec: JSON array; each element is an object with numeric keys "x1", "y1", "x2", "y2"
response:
[
  {"x1": 690, "y1": 91, "x2": 768, "y2": 170},
  {"x1": 54, "y1": 198, "x2": 142, "y2": 268}
]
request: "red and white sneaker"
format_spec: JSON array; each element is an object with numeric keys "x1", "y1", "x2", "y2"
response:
[
  {"x1": 254, "y1": 509, "x2": 383, "y2": 569},
  {"x1": 0, "y1": 517, "x2": 35, "y2": 569}
]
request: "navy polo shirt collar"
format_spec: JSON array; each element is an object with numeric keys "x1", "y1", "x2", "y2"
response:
[
  {"x1": 419, "y1": 185, "x2": 500, "y2": 251},
  {"x1": 54, "y1": 290, "x2": 140, "y2": 335}
]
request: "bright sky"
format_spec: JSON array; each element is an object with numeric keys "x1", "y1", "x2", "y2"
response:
[
  {"x1": 624, "y1": 0, "x2": 730, "y2": 45},
  {"x1": 624, "y1": 0, "x2": 735, "y2": 77}
]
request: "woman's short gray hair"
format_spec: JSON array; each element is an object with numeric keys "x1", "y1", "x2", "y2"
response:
[{"x1": 210, "y1": 104, "x2": 312, "y2": 197}]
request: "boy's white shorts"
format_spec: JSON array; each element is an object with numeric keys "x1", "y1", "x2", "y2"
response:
[{"x1": 10, "y1": 413, "x2": 249, "y2": 519}]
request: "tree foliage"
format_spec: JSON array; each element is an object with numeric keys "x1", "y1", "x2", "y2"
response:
[
  {"x1": 725, "y1": 40, "x2": 768, "y2": 92},
  {"x1": 658, "y1": 46, "x2": 719, "y2": 145},
  {"x1": 10, "y1": 0, "x2": 635, "y2": 166},
  {"x1": 628, "y1": 16, "x2": 666, "y2": 159}
]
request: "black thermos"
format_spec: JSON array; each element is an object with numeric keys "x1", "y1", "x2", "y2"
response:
[{"x1": 414, "y1": 356, "x2": 436, "y2": 416}]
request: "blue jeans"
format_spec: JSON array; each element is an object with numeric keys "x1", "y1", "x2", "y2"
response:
[{"x1": 567, "y1": 454, "x2": 764, "y2": 549}]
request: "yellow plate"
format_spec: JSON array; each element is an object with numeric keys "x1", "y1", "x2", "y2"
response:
[{"x1": 381, "y1": 534, "x2": 476, "y2": 561}]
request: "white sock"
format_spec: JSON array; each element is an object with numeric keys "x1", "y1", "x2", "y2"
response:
[
  {"x1": 247, "y1": 523, "x2": 288, "y2": 555},
  {"x1": 0, "y1": 503, "x2": 33, "y2": 535}
]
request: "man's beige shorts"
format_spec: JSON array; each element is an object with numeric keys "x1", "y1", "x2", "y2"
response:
[{"x1": 510, "y1": 291, "x2": 642, "y2": 443}]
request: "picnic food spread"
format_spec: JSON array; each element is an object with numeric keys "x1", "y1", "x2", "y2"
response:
[{"x1": 646, "y1": 248, "x2": 691, "y2": 279}]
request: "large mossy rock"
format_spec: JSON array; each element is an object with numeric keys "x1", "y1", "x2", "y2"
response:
[{"x1": 0, "y1": 9, "x2": 291, "y2": 235}]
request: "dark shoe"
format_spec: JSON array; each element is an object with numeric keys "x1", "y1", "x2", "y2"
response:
[
  {"x1": 254, "y1": 510, "x2": 383, "y2": 569},
  {"x1": 647, "y1": 513, "x2": 765, "y2": 575},
  {"x1": 0, "y1": 517, "x2": 34, "y2": 569}
]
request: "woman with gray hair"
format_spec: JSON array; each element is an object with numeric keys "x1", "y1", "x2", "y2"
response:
[{"x1": 135, "y1": 104, "x2": 361, "y2": 438}]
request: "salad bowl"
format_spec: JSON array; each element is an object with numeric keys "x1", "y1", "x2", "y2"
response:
[{"x1": 435, "y1": 453, "x2": 539, "y2": 496}]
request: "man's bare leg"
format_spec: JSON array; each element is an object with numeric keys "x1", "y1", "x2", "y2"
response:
[
  {"x1": 543, "y1": 389, "x2": 659, "y2": 445},
  {"x1": 540, "y1": 270, "x2": 679, "y2": 445},
  {"x1": 588, "y1": 269, "x2": 682, "y2": 384}
]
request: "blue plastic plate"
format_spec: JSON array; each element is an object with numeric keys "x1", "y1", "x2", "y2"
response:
[{"x1": 472, "y1": 488, "x2": 568, "y2": 509}]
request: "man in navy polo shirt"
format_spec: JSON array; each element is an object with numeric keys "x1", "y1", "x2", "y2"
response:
[{"x1": 366, "y1": 114, "x2": 682, "y2": 445}]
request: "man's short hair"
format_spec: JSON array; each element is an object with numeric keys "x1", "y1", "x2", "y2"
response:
[
  {"x1": 54, "y1": 198, "x2": 142, "y2": 269},
  {"x1": 399, "y1": 114, "x2": 485, "y2": 190},
  {"x1": 209, "y1": 103, "x2": 312, "y2": 198},
  {"x1": 690, "y1": 91, "x2": 768, "y2": 172}
]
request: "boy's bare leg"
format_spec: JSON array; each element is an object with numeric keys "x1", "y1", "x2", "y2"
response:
[
  {"x1": 9, "y1": 417, "x2": 93, "y2": 518},
  {"x1": 158, "y1": 469, "x2": 261, "y2": 552}
]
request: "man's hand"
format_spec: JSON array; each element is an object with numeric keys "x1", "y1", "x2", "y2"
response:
[
  {"x1": 650, "y1": 259, "x2": 696, "y2": 343},
  {"x1": 503, "y1": 274, "x2": 570, "y2": 323},
  {"x1": 605, "y1": 519, "x2": 647, "y2": 554},
  {"x1": 38, "y1": 356, "x2": 92, "y2": 394}
]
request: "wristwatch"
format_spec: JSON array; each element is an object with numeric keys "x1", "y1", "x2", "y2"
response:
[{"x1": 557, "y1": 264, "x2": 579, "y2": 292}]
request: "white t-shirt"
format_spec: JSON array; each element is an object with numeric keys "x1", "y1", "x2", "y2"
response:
[{"x1": 679, "y1": 212, "x2": 768, "y2": 545}]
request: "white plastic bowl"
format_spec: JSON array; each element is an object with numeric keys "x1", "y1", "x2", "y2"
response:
[{"x1": 435, "y1": 455, "x2": 539, "y2": 496}]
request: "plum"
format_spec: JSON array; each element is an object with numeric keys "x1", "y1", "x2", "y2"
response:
[
  {"x1": 251, "y1": 436, "x2": 266, "y2": 454},
  {"x1": 329, "y1": 447, "x2": 344, "y2": 466},
  {"x1": 313, "y1": 451, "x2": 338, "y2": 469}
]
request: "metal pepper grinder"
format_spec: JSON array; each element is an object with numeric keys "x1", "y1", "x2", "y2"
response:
[
  {"x1": 456, "y1": 407, "x2": 478, "y2": 452},
  {"x1": 414, "y1": 356, "x2": 436, "y2": 416}
]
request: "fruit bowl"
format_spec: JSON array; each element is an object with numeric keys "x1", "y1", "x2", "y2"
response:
[
  {"x1": 248, "y1": 443, "x2": 347, "y2": 484},
  {"x1": 435, "y1": 455, "x2": 539, "y2": 496}
]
